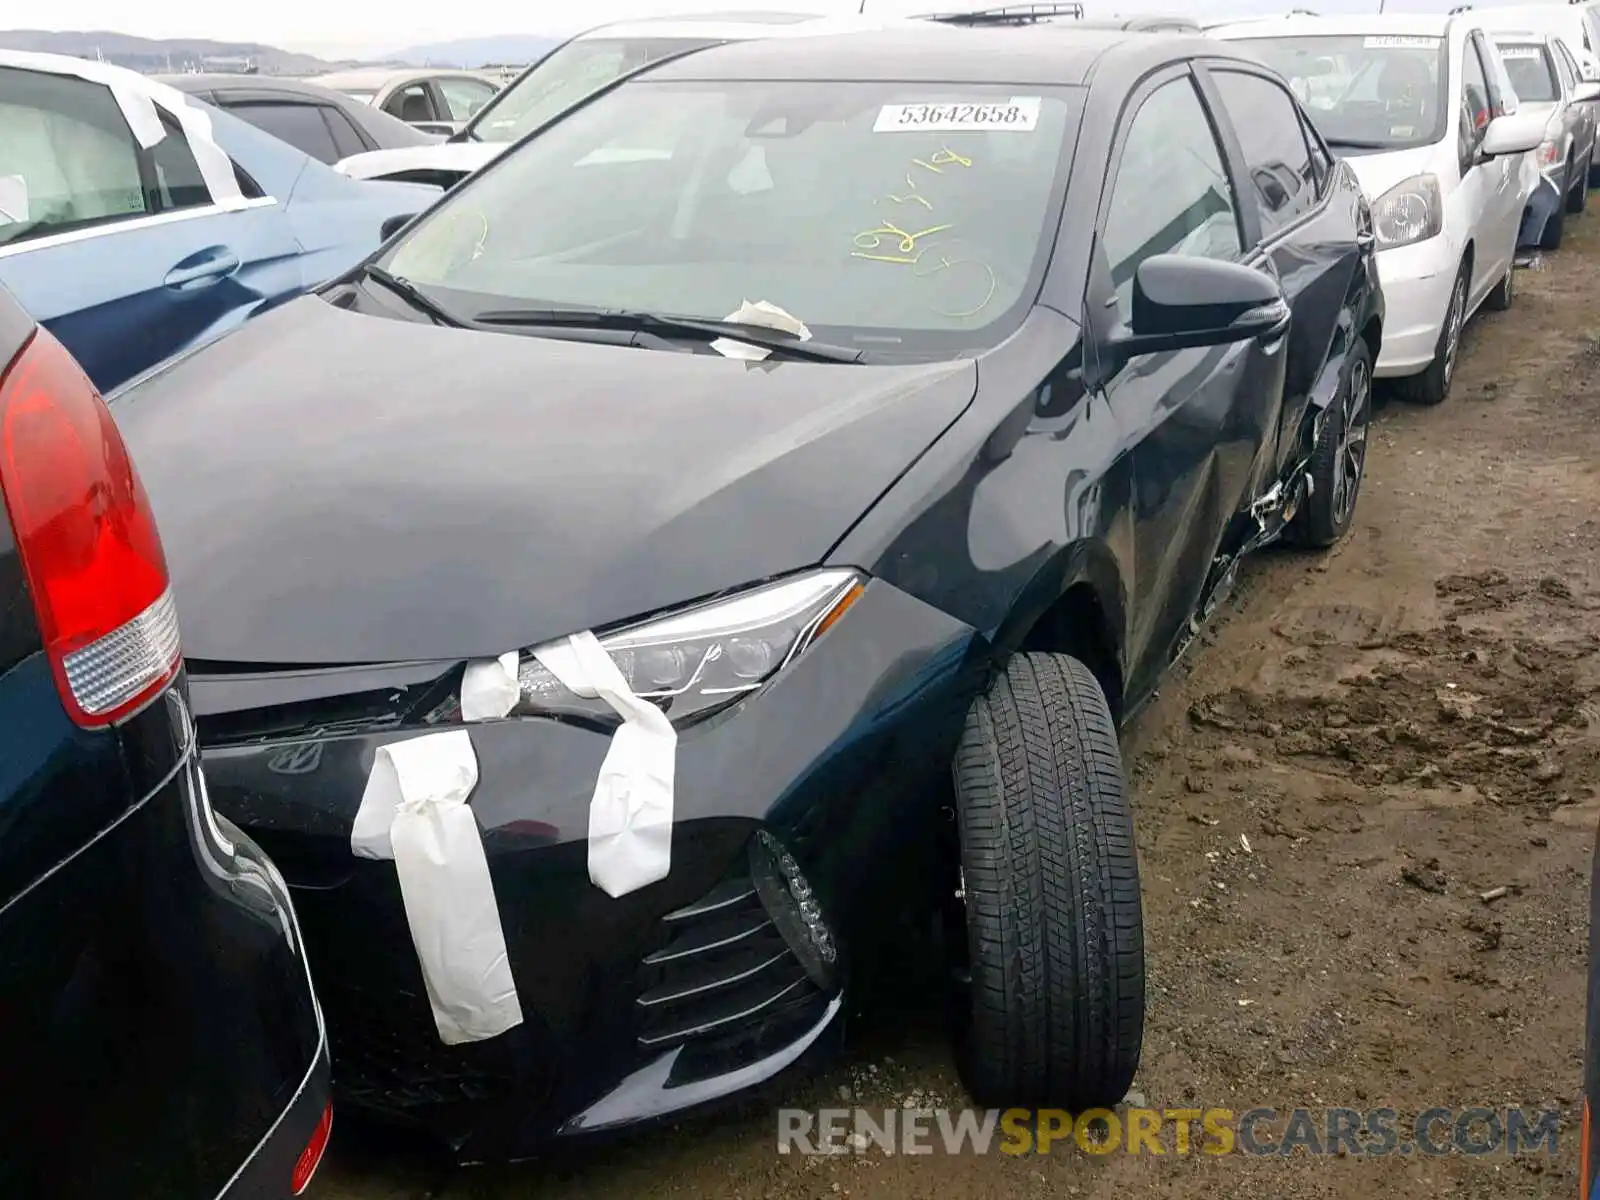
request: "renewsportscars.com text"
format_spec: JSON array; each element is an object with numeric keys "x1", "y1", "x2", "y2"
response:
[{"x1": 776, "y1": 1106, "x2": 1561, "y2": 1157}]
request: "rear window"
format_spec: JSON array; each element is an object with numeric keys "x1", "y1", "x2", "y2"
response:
[{"x1": 1496, "y1": 42, "x2": 1558, "y2": 102}]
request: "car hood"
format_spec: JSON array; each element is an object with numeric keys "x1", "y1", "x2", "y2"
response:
[
  {"x1": 113, "y1": 296, "x2": 976, "y2": 665},
  {"x1": 1341, "y1": 143, "x2": 1445, "y2": 199},
  {"x1": 334, "y1": 141, "x2": 504, "y2": 181}
]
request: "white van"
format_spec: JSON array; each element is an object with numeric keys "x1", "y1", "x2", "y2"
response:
[{"x1": 1214, "y1": 13, "x2": 1545, "y2": 406}]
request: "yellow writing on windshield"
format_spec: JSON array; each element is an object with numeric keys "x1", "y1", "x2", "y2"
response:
[
  {"x1": 850, "y1": 147, "x2": 995, "y2": 318},
  {"x1": 852, "y1": 221, "x2": 955, "y2": 263}
]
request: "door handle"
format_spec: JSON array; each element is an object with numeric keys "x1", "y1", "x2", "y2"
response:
[{"x1": 164, "y1": 249, "x2": 240, "y2": 290}]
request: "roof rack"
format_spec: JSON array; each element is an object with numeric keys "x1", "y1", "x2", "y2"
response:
[{"x1": 922, "y1": 2, "x2": 1085, "y2": 26}]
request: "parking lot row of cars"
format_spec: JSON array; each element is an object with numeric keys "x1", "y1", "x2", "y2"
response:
[{"x1": 0, "y1": 3, "x2": 1595, "y2": 1194}]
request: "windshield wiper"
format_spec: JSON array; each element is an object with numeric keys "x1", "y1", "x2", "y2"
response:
[
  {"x1": 361, "y1": 264, "x2": 466, "y2": 327},
  {"x1": 472, "y1": 307, "x2": 863, "y2": 362},
  {"x1": 1323, "y1": 137, "x2": 1391, "y2": 151}
]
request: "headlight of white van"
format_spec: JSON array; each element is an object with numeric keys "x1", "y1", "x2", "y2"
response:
[{"x1": 1371, "y1": 174, "x2": 1442, "y2": 250}]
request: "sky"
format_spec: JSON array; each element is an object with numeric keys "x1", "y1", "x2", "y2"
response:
[{"x1": 3, "y1": 0, "x2": 1465, "y2": 58}]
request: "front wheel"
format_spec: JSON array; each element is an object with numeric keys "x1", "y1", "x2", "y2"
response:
[
  {"x1": 950, "y1": 652, "x2": 1144, "y2": 1111},
  {"x1": 1295, "y1": 338, "x2": 1373, "y2": 548},
  {"x1": 1399, "y1": 262, "x2": 1468, "y2": 406}
]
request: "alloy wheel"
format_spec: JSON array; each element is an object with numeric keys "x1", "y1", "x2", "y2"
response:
[
  {"x1": 1442, "y1": 277, "x2": 1467, "y2": 388},
  {"x1": 1331, "y1": 357, "x2": 1371, "y2": 528}
]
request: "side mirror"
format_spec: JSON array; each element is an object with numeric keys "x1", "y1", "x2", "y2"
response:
[
  {"x1": 1574, "y1": 81, "x2": 1600, "y2": 103},
  {"x1": 0, "y1": 174, "x2": 29, "y2": 225},
  {"x1": 380, "y1": 213, "x2": 414, "y2": 241},
  {"x1": 1481, "y1": 108, "x2": 1547, "y2": 156},
  {"x1": 1108, "y1": 255, "x2": 1290, "y2": 363}
]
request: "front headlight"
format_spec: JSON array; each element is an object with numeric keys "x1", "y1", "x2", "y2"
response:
[
  {"x1": 1371, "y1": 173, "x2": 1442, "y2": 250},
  {"x1": 429, "y1": 570, "x2": 865, "y2": 728}
]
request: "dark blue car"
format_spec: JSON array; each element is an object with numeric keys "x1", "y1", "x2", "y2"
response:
[{"x1": 0, "y1": 51, "x2": 439, "y2": 394}]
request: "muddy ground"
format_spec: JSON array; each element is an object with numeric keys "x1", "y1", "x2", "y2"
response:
[{"x1": 317, "y1": 224, "x2": 1600, "y2": 1200}]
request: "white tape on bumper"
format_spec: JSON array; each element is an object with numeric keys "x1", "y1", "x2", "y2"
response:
[
  {"x1": 533, "y1": 632, "x2": 677, "y2": 899},
  {"x1": 460, "y1": 650, "x2": 520, "y2": 721},
  {"x1": 350, "y1": 729, "x2": 523, "y2": 1045}
]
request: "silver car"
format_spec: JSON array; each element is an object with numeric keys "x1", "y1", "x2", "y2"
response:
[{"x1": 1494, "y1": 30, "x2": 1600, "y2": 249}]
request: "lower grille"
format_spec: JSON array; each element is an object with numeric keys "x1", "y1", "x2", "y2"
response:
[
  {"x1": 635, "y1": 873, "x2": 822, "y2": 1052},
  {"x1": 322, "y1": 978, "x2": 529, "y2": 1114}
]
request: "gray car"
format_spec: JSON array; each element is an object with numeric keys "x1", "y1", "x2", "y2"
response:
[
  {"x1": 159, "y1": 74, "x2": 440, "y2": 166},
  {"x1": 1492, "y1": 31, "x2": 1600, "y2": 249}
]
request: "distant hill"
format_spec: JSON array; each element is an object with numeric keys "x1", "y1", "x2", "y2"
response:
[
  {"x1": 374, "y1": 35, "x2": 562, "y2": 68},
  {"x1": 0, "y1": 29, "x2": 344, "y2": 74}
]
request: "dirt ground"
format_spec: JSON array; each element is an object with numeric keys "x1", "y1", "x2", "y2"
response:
[{"x1": 315, "y1": 223, "x2": 1600, "y2": 1200}]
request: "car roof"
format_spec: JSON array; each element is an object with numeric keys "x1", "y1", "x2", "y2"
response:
[
  {"x1": 157, "y1": 73, "x2": 363, "y2": 103},
  {"x1": 1211, "y1": 13, "x2": 1455, "y2": 39},
  {"x1": 573, "y1": 11, "x2": 926, "y2": 40},
  {"x1": 643, "y1": 24, "x2": 1226, "y2": 86},
  {"x1": 313, "y1": 67, "x2": 490, "y2": 88}
]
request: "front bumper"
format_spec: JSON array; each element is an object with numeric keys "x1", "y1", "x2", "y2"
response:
[
  {"x1": 194, "y1": 578, "x2": 983, "y2": 1160},
  {"x1": 1370, "y1": 235, "x2": 1460, "y2": 378},
  {"x1": 1520, "y1": 172, "x2": 1563, "y2": 248}
]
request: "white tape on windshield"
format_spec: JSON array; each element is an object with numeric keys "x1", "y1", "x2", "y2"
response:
[
  {"x1": 350, "y1": 730, "x2": 524, "y2": 1045},
  {"x1": 461, "y1": 651, "x2": 520, "y2": 721},
  {"x1": 533, "y1": 632, "x2": 676, "y2": 899},
  {"x1": 2, "y1": 51, "x2": 245, "y2": 208},
  {"x1": 1498, "y1": 46, "x2": 1542, "y2": 60},
  {"x1": 874, "y1": 97, "x2": 1040, "y2": 133}
]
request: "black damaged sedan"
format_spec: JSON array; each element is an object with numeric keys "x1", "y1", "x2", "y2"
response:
[{"x1": 113, "y1": 26, "x2": 1382, "y2": 1158}]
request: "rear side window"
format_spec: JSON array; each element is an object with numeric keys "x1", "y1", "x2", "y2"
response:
[
  {"x1": 229, "y1": 101, "x2": 341, "y2": 163},
  {"x1": 1212, "y1": 70, "x2": 1319, "y2": 237},
  {"x1": 386, "y1": 83, "x2": 437, "y2": 124},
  {"x1": 319, "y1": 105, "x2": 371, "y2": 159},
  {"x1": 0, "y1": 66, "x2": 148, "y2": 247},
  {"x1": 149, "y1": 115, "x2": 211, "y2": 211}
]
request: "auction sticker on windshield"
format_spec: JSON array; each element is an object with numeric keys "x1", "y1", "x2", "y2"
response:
[
  {"x1": 1363, "y1": 35, "x2": 1441, "y2": 49},
  {"x1": 1498, "y1": 46, "x2": 1542, "y2": 59},
  {"x1": 874, "y1": 98, "x2": 1041, "y2": 132}
]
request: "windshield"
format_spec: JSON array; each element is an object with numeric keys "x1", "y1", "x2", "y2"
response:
[
  {"x1": 1234, "y1": 34, "x2": 1450, "y2": 150},
  {"x1": 464, "y1": 37, "x2": 722, "y2": 144},
  {"x1": 383, "y1": 81, "x2": 1080, "y2": 357},
  {"x1": 338, "y1": 88, "x2": 377, "y2": 105},
  {"x1": 1496, "y1": 42, "x2": 1558, "y2": 102}
]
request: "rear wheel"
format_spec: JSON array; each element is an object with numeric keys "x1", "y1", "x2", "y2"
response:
[
  {"x1": 1295, "y1": 338, "x2": 1373, "y2": 548},
  {"x1": 1569, "y1": 154, "x2": 1592, "y2": 215},
  {"x1": 949, "y1": 652, "x2": 1144, "y2": 1110},
  {"x1": 1485, "y1": 257, "x2": 1515, "y2": 312},
  {"x1": 1543, "y1": 169, "x2": 1570, "y2": 249},
  {"x1": 1399, "y1": 261, "x2": 1468, "y2": 406}
]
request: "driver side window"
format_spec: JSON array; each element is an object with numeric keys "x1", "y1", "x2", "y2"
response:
[
  {"x1": 1459, "y1": 39, "x2": 1491, "y2": 166},
  {"x1": 1102, "y1": 76, "x2": 1242, "y2": 320}
]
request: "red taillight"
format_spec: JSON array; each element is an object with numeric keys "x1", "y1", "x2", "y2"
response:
[
  {"x1": 290, "y1": 1101, "x2": 333, "y2": 1195},
  {"x1": 0, "y1": 329, "x2": 180, "y2": 727}
]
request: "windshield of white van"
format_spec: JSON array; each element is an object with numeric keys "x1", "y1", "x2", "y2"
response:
[{"x1": 1235, "y1": 34, "x2": 1451, "y2": 150}]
